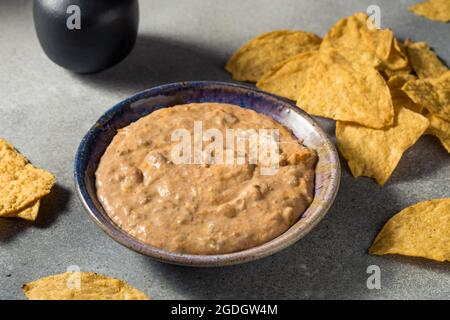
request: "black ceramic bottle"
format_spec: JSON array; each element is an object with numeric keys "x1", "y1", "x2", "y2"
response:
[{"x1": 33, "y1": 0, "x2": 139, "y2": 73}]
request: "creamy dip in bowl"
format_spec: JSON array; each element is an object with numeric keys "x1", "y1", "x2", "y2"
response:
[{"x1": 75, "y1": 82, "x2": 340, "y2": 266}]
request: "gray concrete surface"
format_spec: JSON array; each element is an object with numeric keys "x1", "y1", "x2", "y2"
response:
[{"x1": 0, "y1": 0, "x2": 449, "y2": 300}]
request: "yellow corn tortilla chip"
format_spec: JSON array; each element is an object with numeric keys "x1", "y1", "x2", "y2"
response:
[
  {"x1": 321, "y1": 12, "x2": 408, "y2": 70},
  {"x1": 0, "y1": 138, "x2": 28, "y2": 172},
  {"x1": 404, "y1": 40, "x2": 448, "y2": 79},
  {"x1": 0, "y1": 138, "x2": 55, "y2": 216},
  {"x1": 383, "y1": 67, "x2": 414, "y2": 79},
  {"x1": 336, "y1": 104, "x2": 429, "y2": 186},
  {"x1": 387, "y1": 73, "x2": 417, "y2": 89},
  {"x1": 256, "y1": 51, "x2": 318, "y2": 100},
  {"x1": 402, "y1": 71, "x2": 450, "y2": 121},
  {"x1": 297, "y1": 48, "x2": 394, "y2": 128},
  {"x1": 2, "y1": 200, "x2": 40, "y2": 221},
  {"x1": 409, "y1": 0, "x2": 450, "y2": 23},
  {"x1": 393, "y1": 38, "x2": 409, "y2": 61},
  {"x1": 369, "y1": 199, "x2": 450, "y2": 262},
  {"x1": 387, "y1": 74, "x2": 424, "y2": 113},
  {"x1": 16, "y1": 200, "x2": 41, "y2": 221},
  {"x1": 392, "y1": 95, "x2": 424, "y2": 114},
  {"x1": 384, "y1": 38, "x2": 410, "y2": 71},
  {"x1": 226, "y1": 30, "x2": 321, "y2": 82},
  {"x1": 427, "y1": 114, "x2": 450, "y2": 153},
  {"x1": 0, "y1": 164, "x2": 54, "y2": 216},
  {"x1": 23, "y1": 272, "x2": 150, "y2": 300}
]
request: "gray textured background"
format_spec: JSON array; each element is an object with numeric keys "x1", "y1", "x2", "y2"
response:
[{"x1": 1, "y1": 0, "x2": 449, "y2": 300}]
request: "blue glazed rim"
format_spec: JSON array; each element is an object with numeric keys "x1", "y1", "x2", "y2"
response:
[{"x1": 74, "y1": 81, "x2": 341, "y2": 267}]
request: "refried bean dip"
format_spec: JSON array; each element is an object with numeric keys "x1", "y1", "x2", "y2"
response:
[{"x1": 96, "y1": 103, "x2": 317, "y2": 254}]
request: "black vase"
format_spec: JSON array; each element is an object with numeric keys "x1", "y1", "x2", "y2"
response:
[{"x1": 33, "y1": 0, "x2": 139, "y2": 74}]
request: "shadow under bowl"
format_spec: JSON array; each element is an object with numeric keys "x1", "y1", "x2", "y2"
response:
[{"x1": 74, "y1": 81, "x2": 341, "y2": 267}]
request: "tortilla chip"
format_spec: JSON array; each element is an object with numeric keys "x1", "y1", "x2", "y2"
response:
[
  {"x1": 256, "y1": 51, "x2": 318, "y2": 100},
  {"x1": 0, "y1": 164, "x2": 54, "y2": 216},
  {"x1": 404, "y1": 40, "x2": 448, "y2": 79},
  {"x1": 383, "y1": 67, "x2": 414, "y2": 79},
  {"x1": 297, "y1": 48, "x2": 394, "y2": 128},
  {"x1": 409, "y1": 0, "x2": 450, "y2": 23},
  {"x1": 392, "y1": 94, "x2": 424, "y2": 114},
  {"x1": 23, "y1": 272, "x2": 150, "y2": 300},
  {"x1": 2, "y1": 200, "x2": 41, "y2": 221},
  {"x1": 427, "y1": 114, "x2": 450, "y2": 153},
  {"x1": 370, "y1": 199, "x2": 450, "y2": 262},
  {"x1": 384, "y1": 38, "x2": 410, "y2": 71},
  {"x1": 336, "y1": 104, "x2": 429, "y2": 185},
  {"x1": 0, "y1": 138, "x2": 55, "y2": 216},
  {"x1": 0, "y1": 138, "x2": 28, "y2": 172},
  {"x1": 321, "y1": 12, "x2": 408, "y2": 70},
  {"x1": 226, "y1": 30, "x2": 321, "y2": 82},
  {"x1": 387, "y1": 73, "x2": 418, "y2": 89},
  {"x1": 16, "y1": 201, "x2": 41, "y2": 221},
  {"x1": 387, "y1": 74, "x2": 424, "y2": 113},
  {"x1": 402, "y1": 71, "x2": 450, "y2": 121}
]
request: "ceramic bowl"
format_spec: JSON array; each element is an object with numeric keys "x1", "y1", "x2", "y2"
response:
[{"x1": 74, "y1": 81, "x2": 340, "y2": 267}]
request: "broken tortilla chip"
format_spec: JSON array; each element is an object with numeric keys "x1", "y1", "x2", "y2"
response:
[
  {"x1": 427, "y1": 114, "x2": 450, "y2": 153},
  {"x1": 387, "y1": 73, "x2": 418, "y2": 89},
  {"x1": 369, "y1": 199, "x2": 450, "y2": 262},
  {"x1": 387, "y1": 74, "x2": 424, "y2": 113},
  {"x1": 321, "y1": 12, "x2": 408, "y2": 70},
  {"x1": 383, "y1": 66, "x2": 414, "y2": 79},
  {"x1": 409, "y1": 0, "x2": 450, "y2": 23},
  {"x1": 336, "y1": 105, "x2": 429, "y2": 185},
  {"x1": 384, "y1": 38, "x2": 410, "y2": 71},
  {"x1": 404, "y1": 40, "x2": 448, "y2": 79},
  {"x1": 402, "y1": 71, "x2": 450, "y2": 121},
  {"x1": 0, "y1": 164, "x2": 54, "y2": 216},
  {"x1": 225, "y1": 30, "x2": 321, "y2": 82},
  {"x1": 256, "y1": 51, "x2": 318, "y2": 100},
  {"x1": 22, "y1": 272, "x2": 150, "y2": 300},
  {"x1": 297, "y1": 48, "x2": 394, "y2": 128},
  {"x1": 391, "y1": 94, "x2": 424, "y2": 114},
  {"x1": 0, "y1": 138, "x2": 55, "y2": 218},
  {"x1": 0, "y1": 138, "x2": 28, "y2": 172},
  {"x1": 2, "y1": 200, "x2": 41, "y2": 221}
]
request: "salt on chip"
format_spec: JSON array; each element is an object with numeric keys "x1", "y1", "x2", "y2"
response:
[
  {"x1": 402, "y1": 71, "x2": 450, "y2": 121},
  {"x1": 0, "y1": 138, "x2": 55, "y2": 217},
  {"x1": 409, "y1": 0, "x2": 450, "y2": 23},
  {"x1": 23, "y1": 272, "x2": 150, "y2": 300},
  {"x1": 336, "y1": 104, "x2": 429, "y2": 186},
  {"x1": 404, "y1": 40, "x2": 448, "y2": 79},
  {"x1": 321, "y1": 12, "x2": 407, "y2": 70},
  {"x1": 297, "y1": 48, "x2": 394, "y2": 129},
  {"x1": 256, "y1": 51, "x2": 318, "y2": 100},
  {"x1": 225, "y1": 30, "x2": 321, "y2": 82},
  {"x1": 370, "y1": 199, "x2": 450, "y2": 262},
  {"x1": 427, "y1": 114, "x2": 450, "y2": 153}
]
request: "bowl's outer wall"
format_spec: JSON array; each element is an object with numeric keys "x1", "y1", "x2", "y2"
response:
[
  {"x1": 75, "y1": 81, "x2": 341, "y2": 267},
  {"x1": 33, "y1": 0, "x2": 139, "y2": 73}
]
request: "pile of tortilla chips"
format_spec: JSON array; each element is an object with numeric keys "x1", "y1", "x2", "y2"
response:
[
  {"x1": 370, "y1": 199, "x2": 450, "y2": 262},
  {"x1": 226, "y1": 12, "x2": 450, "y2": 186},
  {"x1": 409, "y1": 0, "x2": 450, "y2": 23},
  {"x1": 0, "y1": 138, "x2": 55, "y2": 221},
  {"x1": 23, "y1": 272, "x2": 150, "y2": 300}
]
